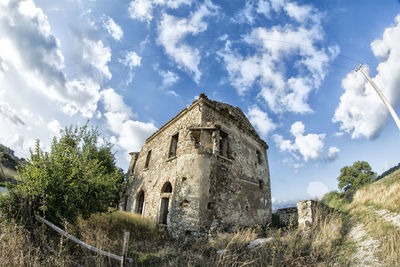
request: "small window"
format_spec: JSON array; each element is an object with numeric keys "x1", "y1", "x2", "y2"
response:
[
  {"x1": 191, "y1": 130, "x2": 201, "y2": 148},
  {"x1": 219, "y1": 130, "x2": 229, "y2": 158},
  {"x1": 144, "y1": 150, "x2": 151, "y2": 169},
  {"x1": 259, "y1": 180, "x2": 264, "y2": 190},
  {"x1": 169, "y1": 133, "x2": 179, "y2": 158},
  {"x1": 256, "y1": 150, "x2": 262, "y2": 164},
  {"x1": 161, "y1": 182, "x2": 173, "y2": 193},
  {"x1": 136, "y1": 190, "x2": 145, "y2": 215}
]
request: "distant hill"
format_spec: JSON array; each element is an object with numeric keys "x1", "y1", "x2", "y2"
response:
[
  {"x1": 272, "y1": 200, "x2": 299, "y2": 211},
  {"x1": 375, "y1": 162, "x2": 400, "y2": 182},
  {"x1": 0, "y1": 144, "x2": 26, "y2": 171}
]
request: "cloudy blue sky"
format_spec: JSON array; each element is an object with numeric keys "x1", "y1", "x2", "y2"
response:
[{"x1": 1, "y1": 0, "x2": 400, "y2": 204}]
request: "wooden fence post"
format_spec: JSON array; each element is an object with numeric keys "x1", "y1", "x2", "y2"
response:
[{"x1": 121, "y1": 231, "x2": 130, "y2": 267}]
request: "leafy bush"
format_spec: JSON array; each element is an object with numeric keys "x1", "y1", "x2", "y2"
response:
[{"x1": 0, "y1": 125, "x2": 124, "y2": 226}]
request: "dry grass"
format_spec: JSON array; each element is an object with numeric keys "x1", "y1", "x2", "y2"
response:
[
  {"x1": 0, "y1": 219, "x2": 72, "y2": 266},
  {"x1": 3, "y1": 166, "x2": 18, "y2": 179},
  {"x1": 349, "y1": 170, "x2": 400, "y2": 265},
  {"x1": 0, "y1": 206, "x2": 349, "y2": 266},
  {"x1": 353, "y1": 169, "x2": 400, "y2": 213},
  {"x1": 348, "y1": 204, "x2": 400, "y2": 265},
  {"x1": 325, "y1": 170, "x2": 400, "y2": 266},
  {"x1": 210, "y1": 205, "x2": 348, "y2": 267}
]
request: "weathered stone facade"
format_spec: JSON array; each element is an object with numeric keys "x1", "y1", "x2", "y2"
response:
[
  {"x1": 124, "y1": 94, "x2": 272, "y2": 237},
  {"x1": 297, "y1": 200, "x2": 333, "y2": 229},
  {"x1": 276, "y1": 207, "x2": 298, "y2": 226}
]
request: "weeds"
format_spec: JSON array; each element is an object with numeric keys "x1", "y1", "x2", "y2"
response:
[
  {"x1": 352, "y1": 170, "x2": 400, "y2": 213},
  {"x1": 349, "y1": 205, "x2": 400, "y2": 265}
]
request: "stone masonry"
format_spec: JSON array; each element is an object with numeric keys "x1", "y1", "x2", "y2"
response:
[
  {"x1": 124, "y1": 94, "x2": 272, "y2": 238},
  {"x1": 276, "y1": 207, "x2": 298, "y2": 226}
]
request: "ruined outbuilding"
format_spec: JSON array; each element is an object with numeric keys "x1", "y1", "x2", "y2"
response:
[{"x1": 124, "y1": 94, "x2": 272, "y2": 238}]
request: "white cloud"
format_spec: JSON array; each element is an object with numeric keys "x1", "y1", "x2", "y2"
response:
[
  {"x1": 327, "y1": 146, "x2": 340, "y2": 161},
  {"x1": 333, "y1": 15, "x2": 400, "y2": 139},
  {"x1": 119, "y1": 51, "x2": 142, "y2": 85},
  {"x1": 63, "y1": 79, "x2": 101, "y2": 118},
  {"x1": 101, "y1": 88, "x2": 133, "y2": 116},
  {"x1": 257, "y1": 0, "x2": 271, "y2": 18},
  {"x1": 47, "y1": 119, "x2": 61, "y2": 135},
  {"x1": 273, "y1": 121, "x2": 325, "y2": 162},
  {"x1": 247, "y1": 105, "x2": 276, "y2": 137},
  {"x1": 232, "y1": 1, "x2": 255, "y2": 25},
  {"x1": 0, "y1": 0, "x2": 105, "y2": 120},
  {"x1": 0, "y1": 57, "x2": 9, "y2": 73},
  {"x1": 82, "y1": 39, "x2": 112, "y2": 80},
  {"x1": 129, "y1": 0, "x2": 192, "y2": 23},
  {"x1": 219, "y1": 0, "x2": 338, "y2": 114},
  {"x1": 0, "y1": 0, "x2": 113, "y2": 161},
  {"x1": 284, "y1": 2, "x2": 314, "y2": 24},
  {"x1": 0, "y1": 101, "x2": 25, "y2": 126},
  {"x1": 307, "y1": 181, "x2": 328, "y2": 199},
  {"x1": 166, "y1": 90, "x2": 179, "y2": 97},
  {"x1": 101, "y1": 88, "x2": 157, "y2": 158},
  {"x1": 157, "y1": 0, "x2": 218, "y2": 83},
  {"x1": 129, "y1": 0, "x2": 153, "y2": 23},
  {"x1": 159, "y1": 70, "x2": 180, "y2": 88},
  {"x1": 120, "y1": 51, "x2": 142, "y2": 68},
  {"x1": 102, "y1": 16, "x2": 123, "y2": 41}
]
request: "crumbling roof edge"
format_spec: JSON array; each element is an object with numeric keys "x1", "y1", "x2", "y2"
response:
[
  {"x1": 144, "y1": 93, "x2": 269, "y2": 149},
  {"x1": 145, "y1": 95, "x2": 205, "y2": 143},
  {"x1": 200, "y1": 96, "x2": 269, "y2": 149}
]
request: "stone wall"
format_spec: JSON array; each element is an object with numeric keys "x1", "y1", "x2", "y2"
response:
[
  {"x1": 297, "y1": 200, "x2": 332, "y2": 229},
  {"x1": 125, "y1": 94, "x2": 272, "y2": 237},
  {"x1": 201, "y1": 100, "x2": 271, "y2": 231},
  {"x1": 276, "y1": 207, "x2": 297, "y2": 226}
]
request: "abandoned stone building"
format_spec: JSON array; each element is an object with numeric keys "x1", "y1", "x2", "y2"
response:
[{"x1": 124, "y1": 94, "x2": 272, "y2": 237}]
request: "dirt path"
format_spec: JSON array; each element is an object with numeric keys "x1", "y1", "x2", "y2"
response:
[
  {"x1": 348, "y1": 221, "x2": 381, "y2": 266},
  {"x1": 370, "y1": 207, "x2": 400, "y2": 228}
]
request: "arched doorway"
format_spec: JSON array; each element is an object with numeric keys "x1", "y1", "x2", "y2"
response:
[
  {"x1": 136, "y1": 190, "x2": 145, "y2": 215},
  {"x1": 159, "y1": 182, "x2": 172, "y2": 225}
]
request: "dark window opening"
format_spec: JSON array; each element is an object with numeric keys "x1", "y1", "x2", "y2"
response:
[
  {"x1": 159, "y1": 197, "x2": 169, "y2": 225},
  {"x1": 180, "y1": 199, "x2": 189, "y2": 207},
  {"x1": 161, "y1": 182, "x2": 172, "y2": 193},
  {"x1": 219, "y1": 130, "x2": 230, "y2": 158},
  {"x1": 191, "y1": 130, "x2": 201, "y2": 148},
  {"x1": 169, "y1": 133, "x2": 179, "y2": 158},
  {"x1": 136, "y1": 190, "x2": 145, "y2": 215},
  {"x1": 256, "y1": 150, "x2": 262, "y2": 164},
  {"x1": 144, "y1": 150, "x2": 151, "y2": 169},
  {"x1": 259, "y1": 180, "x2": 264, "y2": 190}
]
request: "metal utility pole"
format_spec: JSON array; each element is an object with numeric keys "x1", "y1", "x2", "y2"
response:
[{"x1": 356, "y1": 64, "x2": 400, "y2": 132}]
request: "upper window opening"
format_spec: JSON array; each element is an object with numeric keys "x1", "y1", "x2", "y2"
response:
[
  {"x1": 191, "y1": 130, "x2": 201, "y2": 148},
  {"x1": 219, "y1": 130, "x2": 229, "y2": 158},
  {"x1": 161, "y1": 182, "x2": 173, "y2": 193},
  {"x1": 169, "y1": 133, "x2": 179, "y2": 158},
  {"x1": 256, "y1": 150, "x2": 262, "y2": 164},
  {"x1": 144, "y1": 150, "x2": 151, "y2": 169},
  {"x1": 259, "y1": 180, "x2": 264, "y2": 190},
  {"x1": 136, "y1": 190, "x2": 145, "y2": 215}
]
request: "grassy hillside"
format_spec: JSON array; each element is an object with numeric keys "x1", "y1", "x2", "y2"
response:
[
  {"x1": 0, "y1": 144, "x2": 24, "y2": 184},
  {"x1": 325, "y1": 169, "x2": 400, "y2": 265}
]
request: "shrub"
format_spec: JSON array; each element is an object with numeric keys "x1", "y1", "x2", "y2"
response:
[{"x1": 0, "y1": 124, "x2": 124, "y2": 226}]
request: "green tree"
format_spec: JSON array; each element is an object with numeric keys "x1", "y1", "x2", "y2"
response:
[
  {"x1": 337, "y1": 161, "x2": 376, "y2": 193},
  {"x1": 0, "y1": 125, "x2": 124, "y2": 225}
]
